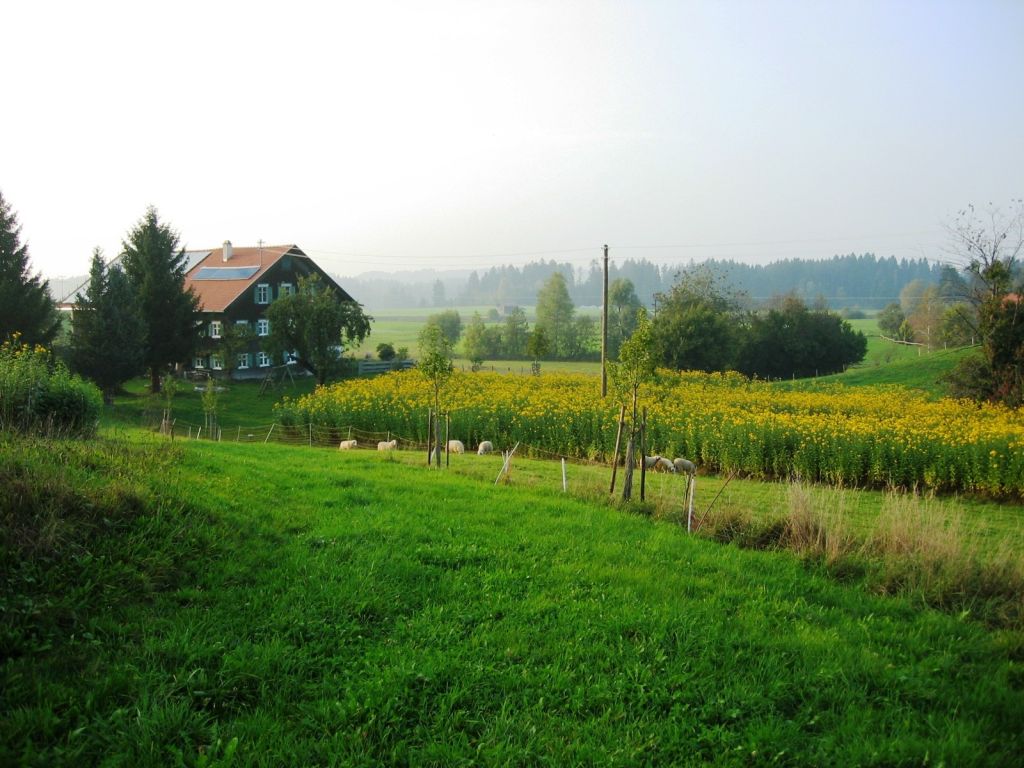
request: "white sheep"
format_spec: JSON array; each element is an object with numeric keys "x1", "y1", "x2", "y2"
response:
[
  {"x1": 377, "y1": 439, "x2": 398, "y2": 451},
  {"x1": 477, "y1": 440, "x2": 494, "y2": 455},
  {"x1": 338, "y1": 439, "x2": 358, "y2": 450},
  {"x1": 673, "y1": 457, "x2": 696, "y2": 476},
  {"x1": 643, "y1": 455, "x2": 675, "y2": 472},
  {"x1": 448, "y1": 439, "x2": 465, "y2": 454}
]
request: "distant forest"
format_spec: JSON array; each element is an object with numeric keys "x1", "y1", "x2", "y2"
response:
[{"x1": 344, "y1": 253, "x2": 943, "y2": 311}]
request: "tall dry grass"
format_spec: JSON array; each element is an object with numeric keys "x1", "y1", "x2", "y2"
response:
[{"x1": 698, "y1": 483, "x2": 1024, "y2": 628}]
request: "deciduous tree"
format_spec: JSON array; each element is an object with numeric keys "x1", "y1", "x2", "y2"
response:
[
  {"x1": 608, "y1": 277, "x2": 642, "y2": 358},
  {"x1": 266, "y1": 274, "x2": 372, "y2": 385},
  {"x1": 462, "y1": 312, "x2": 489, "y2": 369},
  {"x1": 502, "y1": 306, "x2": 529, "y2": 358},
  {"x1": 418, "y1": 323, "x2": 454, "y2": 466},
  {"x1": 526, "y1": 325, "x2": 549, "y2": 374},
  {"x1": 943, "y1": 200, "x2": 1024, "y2": 404},
  {"x1": 651, "y1": 268, "x2": 740, "y2": 372},
  {"x1": 426, "y1": 309, "x2": 462, "y2": 345},
  {"x1": 734, "y1": 296, "x2": 866, "y2": 379},
  {"x1": 877, "y1": 302, "x2": 908, "y2": 340},
  {"x1": 609, "y1": 307, "x2": 657, "y2": 501},
  {"x1": 535, "y1": 272, "x2": 576, "y2": 358}
]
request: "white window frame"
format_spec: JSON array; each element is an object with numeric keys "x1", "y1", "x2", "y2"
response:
[
  {"x1": 193, "y1": 356, "x2": 205, "y2": 369},
  {"x1": 237, "y1": 352, "x2": 250, "y2": 370},
  {"x1": 256, "y1": 284, "x2": 270, "y2": 304},
  {"x1": 257, "y1": 351, "x2": 272, "y2": 368},
  {"x1": 210, "y1": 320, "x2": 223, "y2": 339},
  {"x1": 235, "y1": 319, "x2": 250, "y2": 330},
  {"x1": 210, "y1": 354, "x2": 223, "y2": 370},
  {"x1": 279, "y1": 282, "x2": 294, "y2": 298},
  {"x1": 257, "y1": 318, "x2": 270, "y2": 337}
]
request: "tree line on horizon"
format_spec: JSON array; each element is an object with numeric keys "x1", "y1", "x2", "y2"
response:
[{"x1": 346, "y1": 253, "x2": 942, "y2": 311}]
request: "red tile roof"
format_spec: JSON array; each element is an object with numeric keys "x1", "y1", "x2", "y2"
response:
[{"x1": 184, "y1": 244, "x2": 296, "y2": 312}]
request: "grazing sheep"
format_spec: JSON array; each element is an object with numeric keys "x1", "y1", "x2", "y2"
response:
[
  {"x1": 377, "y1": 439, "x2": 398, "y2": 451},
  {"x1": 477, "y1": 440, "x2": 494, "y2": 455},
  {"x1": 338, "y1": 439, "x2": 358, "y2": 450},
  {"x1": 643, "y1": 455, "x2": 675, "y2": 472},
  {"x1": 673, "y1": 457, "x2": 696, "y2": 475},
  {"x1": 448, "y1": 440, "x2": 465, "y2": 454}
]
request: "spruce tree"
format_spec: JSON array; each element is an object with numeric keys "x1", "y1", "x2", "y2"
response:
[
  {"x1": 70, "y1": 248, "x2": 144, "y2": 402},
  {"x1": 0, "y1": 190, "x2": 60, "y2": 346},
  {"x1": 120, "y1": 207, "x2": 200, "y2": 392}
]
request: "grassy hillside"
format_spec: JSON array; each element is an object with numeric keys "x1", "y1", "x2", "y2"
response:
[
  {"x1": 778, "y1": 318, "x2": 975, "y2": 396},
  {"x1": 3, "y1": 433, "x2": 1022, "y2": 765},
  {"x1": 815, "y1": 346, "x2": 976, "y2": 394}
]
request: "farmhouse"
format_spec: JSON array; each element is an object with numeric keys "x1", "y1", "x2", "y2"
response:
[{"x1": 184, "y1": 242, "x2": 355, "y2": 378}]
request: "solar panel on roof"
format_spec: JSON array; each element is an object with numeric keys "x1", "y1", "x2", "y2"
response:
[{"x1": 192, "y1": 266, "x2": 260, "y2": 280}]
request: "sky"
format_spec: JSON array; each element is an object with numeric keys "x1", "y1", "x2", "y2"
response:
[{"x1": 3, "y1": 0, "x2": 1022, "y2": 286}]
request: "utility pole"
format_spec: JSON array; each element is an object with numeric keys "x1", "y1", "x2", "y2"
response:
[{"x1": 601, "y1": 243, "x2": 609, "y2": 397}]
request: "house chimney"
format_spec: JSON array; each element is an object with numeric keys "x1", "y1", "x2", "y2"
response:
[{"x1": 222, "y1": 240, "x2": 233, "y2": 262}]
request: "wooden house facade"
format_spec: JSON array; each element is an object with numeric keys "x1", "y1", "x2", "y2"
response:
[{"x1": 183, "y1": 242, "x2": 355, "y2": 378}]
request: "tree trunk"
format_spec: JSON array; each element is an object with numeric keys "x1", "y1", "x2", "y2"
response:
[
  {"x1": 622, "y1": 432, "x2": 636, "y2": 501},
  {"x1": 621, "y1": 392, "x2": 639, "y2": 501},
  {"x1": 150, "y1": 367, "x2": 161, "y2": 393}
]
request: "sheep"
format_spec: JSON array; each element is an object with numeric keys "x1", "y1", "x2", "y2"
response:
[
  {"x1": 428, "y1": 440, "x2": 465, "y2": 462},
  {"x1": 673, "y1": 457, "x2": 696, "y2": 476},
  {"x1": 377, "y1": 439, "x2": 398, "y2": 451},
  {"x1": 338, "y1": 439, "x2": 357, "y2": 450},
  {"x1": 643, "y1": 455, "x2": 675, "y2": 473},
  {"x1": 477, "y1": 440, "x2": 494, "y2": 455}
]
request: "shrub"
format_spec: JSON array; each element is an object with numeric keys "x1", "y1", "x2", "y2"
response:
[{"x1": 0, "y1": 337, "x2": 102, "y2": 438}]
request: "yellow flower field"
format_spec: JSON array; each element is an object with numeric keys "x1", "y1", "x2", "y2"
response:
[{"x1": 276, "y1": 370, "x2": 1024, "y2": 497}]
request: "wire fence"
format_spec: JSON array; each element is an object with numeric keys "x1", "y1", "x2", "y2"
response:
[
  {"x1": 147, "y1": 413, "x2": 700, "y2": 526},
  {"x1": 150, "y1": 415, "x2": 651, "y2": 472}
]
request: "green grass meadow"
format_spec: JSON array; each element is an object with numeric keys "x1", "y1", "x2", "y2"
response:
[
  {"x1": 4, "y1": 434, "x2": 1023, "y2": 765},
  {"x1": 4, "y1": 321, "x2": 1021, "y2": 765}
]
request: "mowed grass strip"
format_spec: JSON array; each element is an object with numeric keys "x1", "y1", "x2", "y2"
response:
[{"x1": 3, "y1": 436, "x2": 1022, "y2": 766}]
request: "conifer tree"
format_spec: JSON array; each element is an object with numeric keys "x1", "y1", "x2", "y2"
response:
[
  {"x1": 120, "y1": 207, "x2": 201, "y2": 392},
  {"x1": 70, "y1": 248, "x2": 144, "y2": 402},
  {"x1": 0, "y1": 190, "x2": 60, "y2": 346}
]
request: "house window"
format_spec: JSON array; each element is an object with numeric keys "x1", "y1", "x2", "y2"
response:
[
  {"x1": 235, "y1": 320, "x2": 250, "y2": 330},
  {"x1": 193, "y1": 356, "x2": 205, "y2": 369},
  {"x1": 210, "y1": 320, "x2": 223, "y2": 339},
  {"x1": 256, "y1": 284, "x2": 270, "y2": 304},
  {"x1": 211, "y1": 354, "x2": 223, "y2": 370},
  {"x1": 257, "y1": 318, "x2": 270, "y2": 336},
  {"x1": 257, "y1": 351, "x2": 272, "y2": 367},
  {"x1": 280, "y1": 282, "x2": 294, "y2": 298},
  {"x1": 237, "y1": 352, "x2": 250, "y2": 370}
]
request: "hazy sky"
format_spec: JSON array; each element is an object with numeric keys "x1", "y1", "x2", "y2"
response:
[{"x1": 4, "y1": 0, "x2": 1022, "y2": 283}]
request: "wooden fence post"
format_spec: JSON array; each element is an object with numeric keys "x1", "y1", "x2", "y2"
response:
[
  {"x1": 640, "y1": 407, "x2": 648, "y2": 502},
  {"x1": 686, "y1": 476, "x2": 696, "y2": 532},
  {"x1": 445, "y1": 413, "x2": 451, "y2": 467},
  {"x1": 426, "y1": 409, "x2": 433, "y2": 465},
  {"x1": 609, "y1": 404, "x2": 625, "y2": 493}
]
